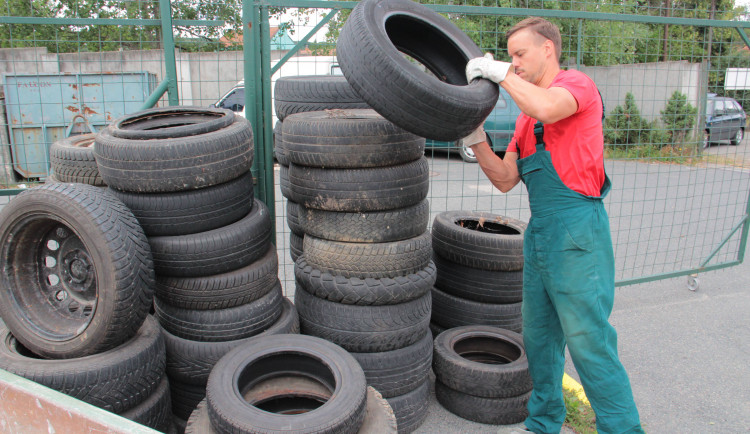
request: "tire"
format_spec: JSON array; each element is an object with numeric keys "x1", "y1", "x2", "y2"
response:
[
  {"x1": 385, "y1": 379, "x2": 430, "y2": 434},
  {"x1": 286, "y1": 200, "x2": 304, "y2": 236},
  {"x1": 149, "y1": 199, "x2": 271, "y2": 278},
  {"x1": 732, "y1": 127, "x2": 744, "y2": 146},
  {"x1": 49, "y1": 133, "x2": 104, "y2": 186},
  {"x1": 154, "y1": 283, "x2": 283, "y2": 342},
  {"x1": 274, "y1": 120, "x2": 290, "y2": 165},
  {"x1": 283, "y1": 109, "x2": 425, "y2": 169},
  {"x1": 155, "y1": 245, "x2": 278, "y2": 310},
  {"x1": 300, "y1": 199, "x2": 429, "y2": 243},
  {"x1": 429, "y1": 321, "x2": 447, "y2": 339},
  {"x1": 290, "y1": 232, "x2": 304, "y2": 262},
  {"x1": 0, "y1": 183, "x2": 154, "y2": 358},
  {"x1": 431, "y1": 286, "x2": 523, "y2": 333},
  {"x1": 295, "y1": 283, "x2": 431, "y2": 352},
  {"x1": 163, "y1": 297, "x2": 299, "y2": 385},
  {"x1": 302, "y1": 231, "x2": 432, "y2": 279},
  {"x1": 433, "y1": 254, "x2": 523, "y2": 304},
  {"x1": 109, "y1": 106, "x2": 235, "y2": 140},
  {"x1": 350, "y1": 331, "x2": 432, "y2": 398},
  {"x1": 94, "y1": 116, "x2": 253, "y2": 193},
  {"x1": 294, "y1": 256, "x2": 435, "y2": 305},
  {"x1": 288, "y1": 157, "x2": 429, "y2": 212},
  {"x1": 279, "y1": 164, "x2": 292, "y2": 199},
  {"x1": 435, "y1": 381, "x2": 530, "y2": 425},
  {"x1": 170, "y1": 377, "x2": 206, "y2": 420},
  {"x1": 120, "y1": 376, "x2": 173, "y2": 432},
  {"x1": 431, "y1": 211, "x2": 526, "y2": 271},
  {"x1": 336, "y1": 0, "x2": 498, "y2": 142},
  {"x1": 274, "y1": 75, "x2": 370, "y2": 121},
  {"x1": 206, "y1": 334, "x2": 367, "y2": 434},
  {"x1": 184, "y1": 399, "x2": 215, "y2": 434},
  {"x1": 432, "y1": 325, "x2": 532, "y2": 398},
  {"x1": 0, "y1": 315, "x2": 165, "y2": 414}
]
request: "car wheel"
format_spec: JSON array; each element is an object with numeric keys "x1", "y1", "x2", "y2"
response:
[
  {"x1": 458, "y1": 140, "x2": 478, "y2": 163},
  {"x1": 731, "y1": 128, "x2": 744, "y2": 146},
  {"x1": 703, "y1": 131, "x2": 711, "y2": 149}
]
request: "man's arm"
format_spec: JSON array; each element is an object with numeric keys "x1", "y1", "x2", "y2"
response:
[
  {"x1": 501, "y1": 73, "x2": 577, "y2": 124},
  {"x1": 470, "y1": 141, "x2": 520, "y2": 193}
]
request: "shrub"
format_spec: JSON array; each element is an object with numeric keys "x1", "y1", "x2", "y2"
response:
[
  {"x1": 604, "y1": 93, "x2": 652, "y2": 146},
  {"x1": 660, "y1": 91, "x2": 697, "y2": 144}
]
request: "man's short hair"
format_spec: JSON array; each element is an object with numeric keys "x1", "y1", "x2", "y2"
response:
[{"x1": 507, "y1": 17, "x2": 562, "y2": 62}]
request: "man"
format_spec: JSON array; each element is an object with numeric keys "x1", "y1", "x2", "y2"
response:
[{"x1": 464, "y1": 17, "x2": 644, "y2": 434}]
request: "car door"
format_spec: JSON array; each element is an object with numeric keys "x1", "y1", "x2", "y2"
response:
[
  {"x1": 709, "y1": 100, "x2": 731, "y2": 141},
  {"x1": 217, "y1": 87, "x2": 245, "y2": 113}
]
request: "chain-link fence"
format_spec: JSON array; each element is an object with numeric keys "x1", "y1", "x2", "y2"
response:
[{"x1": 2, "y1": 0, "x2": 750, "y2": 292}]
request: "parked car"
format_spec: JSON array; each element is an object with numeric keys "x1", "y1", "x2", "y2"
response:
[
  {"x1": 210, "y1": 80, "x2": 246, "y2": 117},
  {"x1": 425, "y1": 87, "x2": 521, "y2": 163},
  {"x1": 704, "y1": 93, "x2": 746, "y2": 147}
]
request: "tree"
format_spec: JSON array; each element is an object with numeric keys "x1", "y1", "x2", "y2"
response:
[
  {"x1": 660, "y1": 91, "x2": 697, "y2": 143},
  {"x1": 604, "y1": 93, "x2": 653, "y2": 145}
]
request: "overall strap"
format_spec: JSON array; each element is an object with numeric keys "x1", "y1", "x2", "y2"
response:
[{"x1": 533, "y1": 121, "x2": 545, "y2": 152}]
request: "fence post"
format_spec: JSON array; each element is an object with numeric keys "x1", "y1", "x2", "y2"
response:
[
  {"x1": 0, "y1": 95, "x2": 16, "y2": 184},
  {"x1": 159, "y1": 0, "x2": 179, "y2": 105}
]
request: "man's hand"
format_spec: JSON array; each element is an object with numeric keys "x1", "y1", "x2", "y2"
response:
[
  {"x1": 466, "y1": 53, "x2": 514, "y2": 84},
  {"x1": 462, "y1": 125, "x2": 487, "y2": 148}
]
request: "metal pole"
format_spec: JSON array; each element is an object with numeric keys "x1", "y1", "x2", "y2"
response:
[
  {"x1": 159, "y1": 0, "x2": 179, "y2": 105},
  {"x1": 259, "y1": 5, "x2": 277, "y2": 240}
]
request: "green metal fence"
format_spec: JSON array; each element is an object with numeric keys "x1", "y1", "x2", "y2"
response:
[{"x1": 2, "y1": 0, "x2": 750, "y2": 292}]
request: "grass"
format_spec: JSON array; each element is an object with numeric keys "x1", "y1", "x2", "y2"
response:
[
  {"x1": 563, "y1": 387, "x2": 597, "y2": 434},
  {"x1": 605, "y1": 143, "x2": 750, "y2": 168}
]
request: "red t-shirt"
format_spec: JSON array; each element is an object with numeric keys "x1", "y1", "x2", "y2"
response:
[{"x1": 507, "y1": 70, "x2": 605, "y2": 197}]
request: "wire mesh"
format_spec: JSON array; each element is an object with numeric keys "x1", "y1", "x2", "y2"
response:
[{"x1": 1, "y1": 0, "x2": 750, "y2": 293}]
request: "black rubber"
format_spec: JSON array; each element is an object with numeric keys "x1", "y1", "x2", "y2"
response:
[
  {"x1": 49, "y1": 133, "x2": 104, "y2": 186},
  {"x1": 109, "y1": 106, "x2": 234, "y2": 140},
  {"x1": 283, "y1": 109, "x2": 424, "y2": 168},
  {"x1": 435, "y1": 381, "x2": 530, "y2": 425},
  {"x1": 302, "y1": 231, "x2": 432, "y2": 279},
  {"x1": 108, "y1": 171, "x2": 254, "y2": 236},
  {"x1": 286, "y1": 199, "x2": 304, "y2": 236},
  {"x1": 429, "y1": 321, "x2": 447, "y2": 339},
  {"x1": 294, "y1": 256, "x2": 435, "y2": 305},
  {"x1": 433, "y1": 325, "x2": 532, "y2": 398},
  {"x1": 154, "y1": 245, "x2": 278, "y2": 310},
  {"x1": 94, "y1": 116, "x2": 253, "y2": 193},
  {"x1": 0, "y1": 315, "x2": 165, "y2": 414},
  {"x1": 295, "y1": 283, "x2": 431, "y2": 352},
  {"x1": 274, "y1": 75, "x2": 370, "y2": 121},
  {"x1": 431, "y1": 286, "x2": 523, "y2": 333},
  {"x1": 351, "y1": 331, "x2": 432, "y2": 398},
  {"x1": 206, "y1": 334, "x2": 367, "y2": 434},
  {"x1": 163, "y1": 297, "x2": 299, "y2": 386},
  {"x1": 279, "y1": 164, "x2": 292, "y2": 199},
  {"x1": 119, "y1": 376, "x2": 173, "y2": 432},
  {"x1": 148, "y1": 199, "x2": 271, "y2": 278},
  {"x1": 385, "y1": 379, "x2": 430, "y2": 434},
  {"x1": 288, "y1": 157, "x2": 429, "y2": 212},
  {"x1": 274, "y1": 120, "x2": 290, "y2": 165},
  {"x1": 336, "y1": 0, "x2": 498, "y2": 141},
  {"x1": 431, "y1": 211, "x2": 526, "y2": 271},
  {"x1": 169, "y1": 377, "x2": 206, "y2": 420},
  {"x1": 433, "y1": 253, "x2": 523, "y2": 304},
  {"x1": 154, "y1": 283, "x2": 283, "y2": 342},
  {"x1": 0, "y1": 183, "x2": 154, "y2": 359},
  {"x1": 300, "y1": 199, "x2": 429, "y2": 243},
  {"x1": 290, "y1": 232, "x2": 304, "y2": 263}
]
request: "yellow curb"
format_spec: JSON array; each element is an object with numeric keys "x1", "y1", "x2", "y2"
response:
[{"x1": 563, "y1": 373, "x2": 590, "y2": 406}]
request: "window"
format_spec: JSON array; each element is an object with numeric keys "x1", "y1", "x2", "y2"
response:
[{"x1": 219, "y1": 88, "x2": 245, "y2": 112}]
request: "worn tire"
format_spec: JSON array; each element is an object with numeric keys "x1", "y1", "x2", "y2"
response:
[
  {"x1": 108, "y1": 171, "x2": 254, "y2": 237},
  {"x1": 49, "y1": 133, "x2": 104, "y2": 186},
  {"x1": 385, "y1": 379, "x2": 430, "y2": 434},
  {"x1": 155, "y1": 245, "x2": 278, "y2": 310},
  {"x1": 295, "y1": 256, "x2": 435, "y2": 305},
  {"x1": 300, "y1": 199, "x2": 429, "y2": 243},
  {"x1": 433, "y1": 325, "x2": 532, "y2": 398},
  {"x1": 94, "y1": 115, "x2": 253, "y2": 193},
  {"x1": 170, "y1": 378, "x2": 206, "y2": 421},
  {"x1": 274, "y1": 120, "x2": 290, "y2": 165},
  {"x1": 295, "y1": 283, "x2": 431, "y2": 352},
  {"x1": 431, "y1": 286, "x2": 523, "y2": 333},
  {"x1": 163, "y1": 297, "x2": 299, "y2": 385},
  {"x1": 274, "y1": 75, "x2": 370, "y2": 121},
  {"x1": 120, "y1": 376, "x2": 173, "y2": 432},
  {"x1": 109, "y1": 106, "x2": 235, "y2": 140},
  {"x1": 351, "y1": 331, "x2": 432, "y2": 398},
  {"x1": 286, "y1": 200, "x2": 304, "y2": 236},
  {"x1": 435, "y1": 381, "x2": 530, "y2": 425},
  {"x1": 206, "y1": 334, "x2": 367, "y2": 434},
  {"x1": 336, "y1": 0, "x2": 498, "y2": 141},
  {"x1": 433, "y1": 254, "x2": 523, "y2": 304},
  {"x1": 283, "y1": 109, "x2": 424, "y2": 168},
  {"x1": 0, "y1": 316, "x2": 165, "y2": 414},
  {"x1": 279, "y1": 164, "x2": 292, "y2": 199},
  {"x1": 288, "y1": 157, "x2": 429, "y2": 212},
  {"x1": 302, "y1": 231, "x2": 432, "y2": 279},
  {"x1": 432, "y1": 211, "x2": 526, "y2": 271},
  {"x1": 290, "y1": 232, "x2": 304, "y2": 262},
  {"x1": 149, "y1": 199, "x2": 271, "y2": 277},
  {"x1": 154, "y1": 283, "x2": 283, "y2": 342},
  {"x1": 0, "y1": 183, "x2": 154, "y2": 358}
]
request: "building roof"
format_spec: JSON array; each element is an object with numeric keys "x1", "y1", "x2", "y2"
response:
[{"x1": 220, "y1": 26, "x2": 298, "y2": 50}]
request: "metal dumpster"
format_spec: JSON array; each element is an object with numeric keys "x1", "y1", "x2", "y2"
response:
[{"x1": 1, "y1": 72, "x2": 158, "y2": 178}]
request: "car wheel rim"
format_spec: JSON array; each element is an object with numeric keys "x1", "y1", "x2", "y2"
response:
[
  {"x1": 737, "y1": 130, "x2": 744, "y2": 143},
  {"x1": 462, "y1": 143, "x2": 476, "y2": 159}
]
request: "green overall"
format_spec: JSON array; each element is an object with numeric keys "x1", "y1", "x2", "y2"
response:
[{"x1": 516, "y1": 123, "x2": 644, "y2": 434}]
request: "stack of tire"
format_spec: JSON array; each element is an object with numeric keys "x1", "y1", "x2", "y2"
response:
[
  {"x1": 284, "y1": 108, "x2": 434, "y2": 433},
  {"x1": 274, "y1": 75, "x2": 370, "y2": 262},
  {"x1": 429, "y1": 211, "x2": 526, "y2": 336},
  {"x1": 0, "y1": 183, "x2": 169, "y2": 431},
  {"x1": 93, "y1": 106, "x2": 299, "y2": 430},
  {"x1": 47, "y1": 133, "x2": 104, "y2": 185}
]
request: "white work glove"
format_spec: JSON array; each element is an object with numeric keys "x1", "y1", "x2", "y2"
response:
[
  {"x1": 462, "y1": 125, "x2": 487, "y2": 148},
  {"x1": 466, "y1": 53, "x2": 514, "y2": 84}
]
